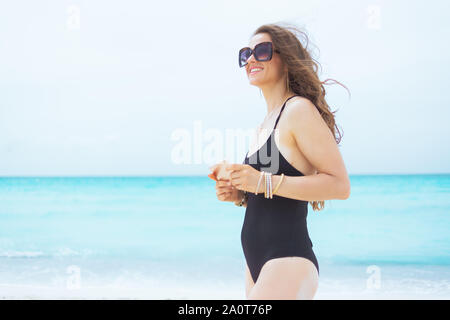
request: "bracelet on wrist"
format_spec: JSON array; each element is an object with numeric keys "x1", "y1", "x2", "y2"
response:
[
  {"x1": 262, "y1": 171, "x2": 272, "y2": 199},
  {"x1": 273, "y1": 173, "x2": 284, "y2": 195},
  {"x1": 255, "y1": 171, "x2": 264, "y2": 195},
  {"x1": 235, "y1": 190, "x2": 248, "y2": 207}
]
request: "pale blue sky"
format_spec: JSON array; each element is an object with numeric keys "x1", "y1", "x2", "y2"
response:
[{"x1": 0, "y1": 0, "x2": 449, "y2": 176}]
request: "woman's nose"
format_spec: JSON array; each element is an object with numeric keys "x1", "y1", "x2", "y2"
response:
[{"x1": 246, "y1": 53, "x2": 256, "y2": 64}]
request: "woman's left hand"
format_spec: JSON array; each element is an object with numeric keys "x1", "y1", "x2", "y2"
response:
[{"x1": 226, "y1": 164, "x2": 261, "y2": 193}]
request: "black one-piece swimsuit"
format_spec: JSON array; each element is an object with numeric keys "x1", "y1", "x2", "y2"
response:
[{"x1": 241, "y1": 94, "x2": 319, "y2": 283}]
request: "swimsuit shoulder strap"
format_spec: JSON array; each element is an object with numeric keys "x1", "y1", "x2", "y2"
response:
[{"x1": 273, "y1": 94, "x2": 300, "y2": 130}]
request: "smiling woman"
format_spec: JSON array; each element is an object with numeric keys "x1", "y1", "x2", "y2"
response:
[
  {"x1": 211, "y1": 22, "x2": 351, "y2": 300},
  {"x1": 238, "y1": 23, "x2": 350, "y2": 211}
]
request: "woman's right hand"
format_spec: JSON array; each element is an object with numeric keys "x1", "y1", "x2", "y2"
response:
[{"x1": 215, "y1": 179, "x2": 241, "y2": 202}]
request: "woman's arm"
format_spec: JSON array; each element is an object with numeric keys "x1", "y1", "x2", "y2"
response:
[
  {"x1": 271, "y1": 173, "x2": 348, "y2": 201},
  {"x1": 272, "y1": 98, "x2": 350, "y2": 201}
]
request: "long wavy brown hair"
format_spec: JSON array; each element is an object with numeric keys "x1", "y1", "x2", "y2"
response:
[{"x1": 253, "y1": 22, "x2": 350, "y2": 212}]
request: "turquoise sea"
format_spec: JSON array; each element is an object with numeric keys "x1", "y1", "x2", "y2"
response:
[{"x1": 0, "y1": 175, "x2": 449, "y2": 299}]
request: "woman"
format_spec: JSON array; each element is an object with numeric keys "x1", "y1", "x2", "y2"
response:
[{"x1": 211, "y1": 23, "x2": 350, "y2": 300}]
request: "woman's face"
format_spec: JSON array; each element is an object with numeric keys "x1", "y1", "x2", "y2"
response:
[{"x1": 245, "y1": 33, "x2": 286, "y2": 87}]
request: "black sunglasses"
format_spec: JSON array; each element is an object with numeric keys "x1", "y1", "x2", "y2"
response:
[{"x1": 238, "y1": 42, "x2": 280, "y2": 68}]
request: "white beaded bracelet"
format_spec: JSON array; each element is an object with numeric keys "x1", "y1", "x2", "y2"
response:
[
  {"x1": 269, "y1": 172, "x2": 273, "y2": 199},
  {"x1": 255, "y1": 171, "x2": 264, "y2": 195},
  {"x1": 264, "y1": 172, "x2": 272, "y2": 199}
]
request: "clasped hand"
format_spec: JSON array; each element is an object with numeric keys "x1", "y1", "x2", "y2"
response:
[{"x1": 225, "y1": 164, "x2": 262, "y2": 193}]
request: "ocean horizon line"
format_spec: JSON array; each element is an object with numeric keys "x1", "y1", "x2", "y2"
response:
[{"x1": 0, "y1": 173, "x2": 449, "y2": 178}]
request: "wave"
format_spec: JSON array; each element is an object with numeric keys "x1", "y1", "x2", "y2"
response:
[
  {"x1": 0, "y1": 251, "x2": 44, "y2": 258},
  {"x1": 0, "y1": 248, "x2": 95, "y2": 259}
]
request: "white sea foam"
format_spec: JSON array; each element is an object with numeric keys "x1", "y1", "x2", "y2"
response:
[
  {"x1": 0, "y1": 248, "x2": 95, "y2": 258},
  {"x1": 0, "y1": 278, "x2": 246, "y2": 300},
  {"x1": 1, "y1": 276, "x2": 449, "y2": 300},
  {"x1": 1, "y1": 263, "x2": 449, "y2": 300},
  {"x1": 55, "y1": 247, "x2": 94, "y2": 257},
  {"x1": 0, "y1": 251, "x2": 44, "y2": 258}
]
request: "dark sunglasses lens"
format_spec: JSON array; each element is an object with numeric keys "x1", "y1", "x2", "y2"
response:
[
  {"x1": 239, "y1": 48, "x2": 251, "y2": 67},
  {"x1": 255, "y1": 42, "x2": 272, "y2": 61}
]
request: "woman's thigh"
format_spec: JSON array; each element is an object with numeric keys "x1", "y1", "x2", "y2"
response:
[
  {"x1": 248, "y1": 257, "x2": 319, "y2": 300},
  {"x1": 245, "y1": 262, "x2": 255, "y2": 299}
]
